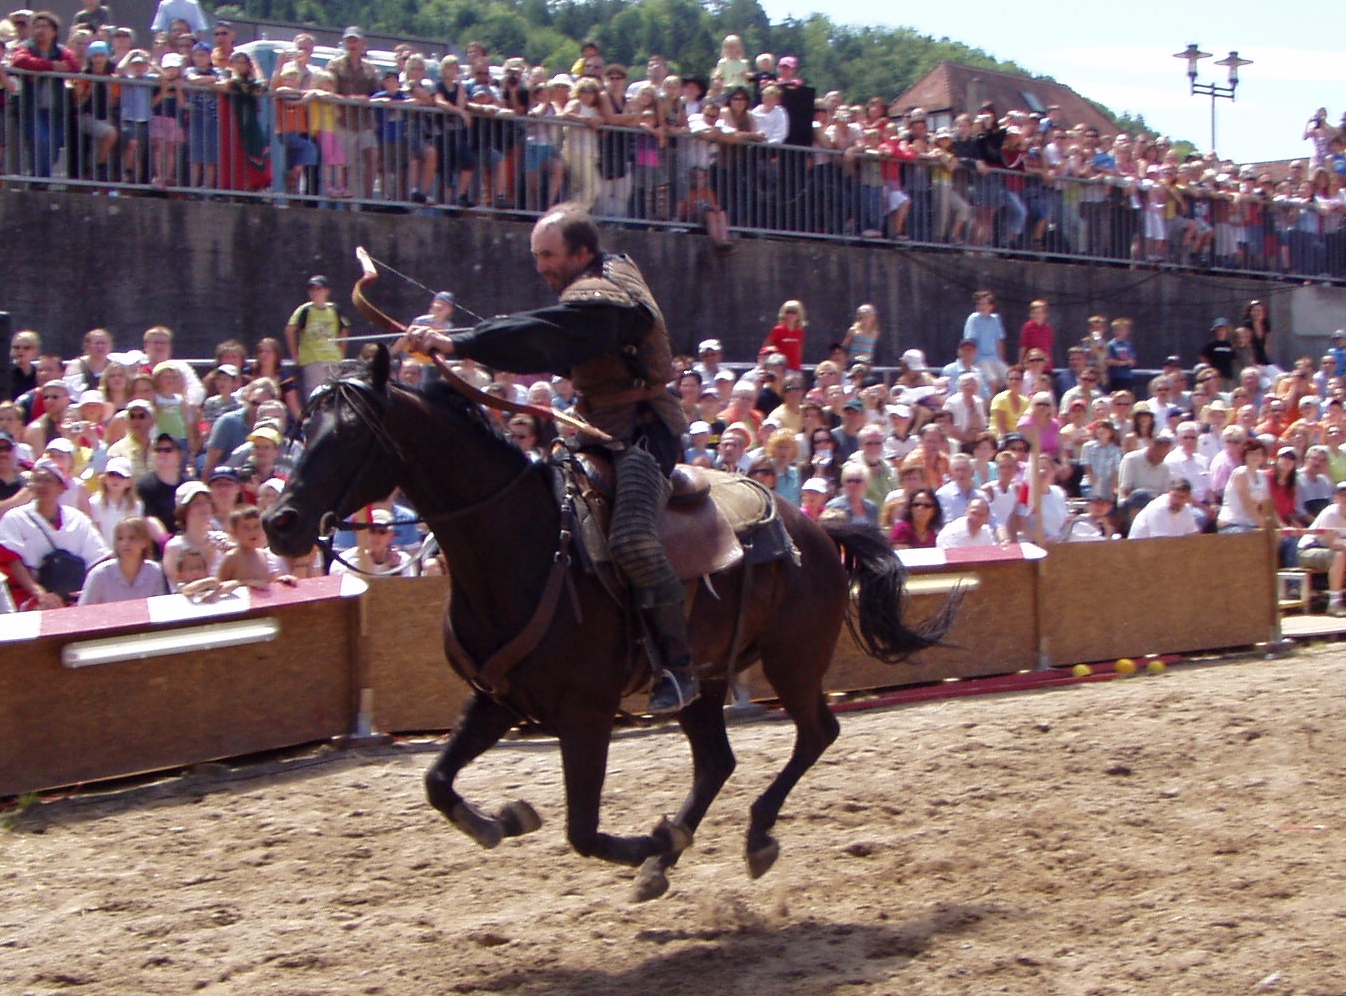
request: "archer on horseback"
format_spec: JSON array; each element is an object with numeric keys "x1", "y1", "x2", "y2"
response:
[{"x1": 405, "y1": 204, "x2": 699, "y2": 715}]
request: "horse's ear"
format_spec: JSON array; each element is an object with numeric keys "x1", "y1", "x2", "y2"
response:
[{"x1": 368, "y1": 343, "x2": 390, "y2": 393}]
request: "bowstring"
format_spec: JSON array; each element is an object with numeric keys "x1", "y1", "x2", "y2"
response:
[{"x1": 366, "y1": 254, "x2": 487, "y2": 324}]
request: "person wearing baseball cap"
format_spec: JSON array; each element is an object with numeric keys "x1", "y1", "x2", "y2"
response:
[
  {"x1": 286, "y1": 273, "x2": 350, "y2": 399},
  {"x1": 0, "y1": 457, "x2": 109, "y2": 609}
]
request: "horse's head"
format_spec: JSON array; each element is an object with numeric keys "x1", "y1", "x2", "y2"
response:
[{"x1": 264, "y1": 346, "x2": 402, "y2": 557}]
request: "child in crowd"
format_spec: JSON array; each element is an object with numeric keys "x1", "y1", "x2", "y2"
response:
[
  {"x1": 215, "y1": 504, "x2": 296, "y2": 589},
  {"x1": 184, "y1": 41, "x2": 221, "y2": 190},
  {"x1": 307, "y1": 70, "x2": 347, "y2": 198},
  {"x1": 77, "y1": 517, "x2": 168, "y2": 605},
  {"x1": 117, "y1": 49, "x2": 154, "y2": 184},
  {"x1": 150, "y1": 53, "x2": 186, "y2": 188},
  {"x1": 87, "y1": 457, "x2": 146, "y2": 545},
  {"x1": 151, "y1": 361, "x2": 198, "y2": 461},
  {"x1": 272, "y1": 63, "x2": 318, "y2": 195},
  {"x1": 1105, "y1": 317, "x2": 1137, "y2": 393},
  {"x1": 675, "y1": 166, "x2": 732, "y2": 252}
]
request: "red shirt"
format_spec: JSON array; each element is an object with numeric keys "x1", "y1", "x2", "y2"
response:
[
  {"x1": 1019, "y1": 320, "x2": 1055, "y2": 368},
  {"x1": 765, "y1": 323, "x2": 805, "y2": 371}
]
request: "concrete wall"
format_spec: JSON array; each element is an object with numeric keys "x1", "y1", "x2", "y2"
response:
[{"x1": 2, "y1": 189, "x2": 1343, "y2": 369}]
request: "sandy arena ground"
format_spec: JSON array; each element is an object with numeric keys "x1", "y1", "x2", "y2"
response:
[{"x1": 4, "y1": 646, "x2": 1346, "y2": 996}]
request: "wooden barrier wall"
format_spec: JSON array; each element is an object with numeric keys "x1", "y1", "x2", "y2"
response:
[
  {"x1": 0, "y1": 578, "x2": 362, "y2": 797},
  {"x1": 1036, "y1": 530, "x2": 1277, "y2": 665},
  {"x1": 1, "y1": 534, "x2": 1280, "y2": 795}
]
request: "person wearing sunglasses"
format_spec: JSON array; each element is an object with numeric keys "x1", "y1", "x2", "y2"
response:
[{"x1": 889, "y1": 486, "x2": 942, "y2": 550}]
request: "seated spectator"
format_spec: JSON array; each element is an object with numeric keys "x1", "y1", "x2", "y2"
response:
[
  {"x1": 943, "y1": 372, "x2": 989, "y2": 449},
  {"x1": 1011, "y1": 453, "x2": 1070, "y2": 542},
  {"x1": 848, "y1": 424, "x2": 894, "y2": 507},
  {"x1": 162, "y1": 481, "x2": 228, "y2": 589},
  {"x1": 1298, "y1": 481, "x2": 1346, "y2": 616},
  {"x1": 1080, "y1": 419, "x2": 1122, "y2": 500},
  {"x1": 989, "y1": 366, "x2": 1028, "y2": 439},
  {"x1": 0, "y1": 459, "x2": 110, "y2": 609},
  {"x1": 935, "y1": 496, "x2": 996, "y2": 549},
  {"x1": 890, "y1": 486, "x2": 942, "y2": 550},
  {"x1": 1217, "y1": 439, "x2": 1272, "y2": 533},
  {"x1": 1128, "y1": 479, "x2": 1201, "y2": 539},
  {"x1": 825, "y1": 464, "x2": 879, "y2": 524},
  {"x1": 216, "y1": 504, "x2": 297, "y2": 588},
  {"x1": 799, "y1": 477, "x2": 830, "y2": 520},
  {"x1": 1300, "y1": 445, "x2": 1336, "y2": 515},
  {"x1": 1061, "y1": 494, "x2": 1120, "y2": 542},
  {"x1": 77, "y1": 516, "x2": 168, "y2": 604},
  {"x1": 87, "y1": 456, "x2": 149, "y2": 545},
  {"x1": 935, "y1": 452, "x2": 978, "y2": 522},
  {"x1": 329, "y1": 508, "x2": 416, "y2": 577},
  {"x1": 1118, "y1": 430, "x2": 1174, "y2": 505}
]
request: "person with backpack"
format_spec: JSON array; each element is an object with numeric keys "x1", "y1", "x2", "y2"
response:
[{"x1": 284, "y1": 274, "x2": 350, "y2": 399}]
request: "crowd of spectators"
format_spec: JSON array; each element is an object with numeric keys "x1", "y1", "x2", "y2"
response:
[
  {"x1": 3, "y1": 13, "x2": 1345, "y2": 278},
  {"x1": 6, "y1": 282, "x2": 1346, "y2": 615}
]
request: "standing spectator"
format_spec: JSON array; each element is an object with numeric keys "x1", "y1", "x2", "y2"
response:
[
  {"x1": 77, "y1": 516, "x2": 167, "y2": 604},
  {"x1": 1200, "y1": 317, "x2": 1238, "y2": 390},
  {"x1": 963, "y1": 289, "x2": 1007, "y2": 389},
  {"x1": 1104, "y1": 317, "x2": 1137, "y2": 393},
  {"x1": 1018, "y1": 299, "x2": 1055, "y2": 368},
  {"x1": 761, "y1": 299, "x2": 806, "y2": 370},
  {"x1": 10, "y1": 10, "x2": 79, "y2": 179},
  {"x1": 841, "y1": 304, "x2": 880, "y2": 366},
  {"x1": 150, "y1": 0, "x2": 207, "y2": 38},
  {"x1": 1243, "y1": 299, "x2": 1275, "y2": 370},
  {"x1": 218, "y1": 49, "x2": 271, "y2": 192},
  {"x1": 326, "y1": 25, "x2": 381, "y2": 199},
  {"x1": 285, "y1": 276, "x2": 349, "y2": 399},
  {"x1": 183, "y1": 40, "x2": 221, "y2": 191}
]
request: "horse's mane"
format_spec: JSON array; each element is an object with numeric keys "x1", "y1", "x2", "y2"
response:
[{"x1": 418, "y1": 379, "x2": 522, "y2": 450}]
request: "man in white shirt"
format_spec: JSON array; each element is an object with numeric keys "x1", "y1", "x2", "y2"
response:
[
  {"x1": 1164, "y1": 420, "x2": 1212, "y2": 523},
  {"x1": 750, "y1": 84, "x2": 789, "y2": 145},
  {"x1": 942, "y1": 372, "x2": 988, "y2": 450},
  {"x1": 1298, "y1": 480, "x2": 1346, "y2": 616},
  {"x1": 936, "y1": 496, "x2": 997, "y2": 549},
  {"x1": 1128, "y1": 479, "x2": 1201, "y2": 539}
]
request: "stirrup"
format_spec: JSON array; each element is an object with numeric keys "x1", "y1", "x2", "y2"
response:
[{"x1": 647, "y1": 668, "x2": 699, "y2": 716}]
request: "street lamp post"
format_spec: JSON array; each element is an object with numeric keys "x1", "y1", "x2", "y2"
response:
[{"x1": 1174, "y1": 44, "x2": 1252, "y2": 154}]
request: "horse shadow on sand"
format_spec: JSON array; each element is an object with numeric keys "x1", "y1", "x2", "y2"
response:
[{"x1": 453, "y1": 900, "x2": 1003, "y2": 995}]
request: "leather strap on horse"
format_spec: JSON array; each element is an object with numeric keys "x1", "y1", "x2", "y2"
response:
[
  {"x1": 442, "y1": 500, "x2": 578, "y2": 698},
  {"x1": 351, "y1": 246, "x2": 612, "y2": 443}
]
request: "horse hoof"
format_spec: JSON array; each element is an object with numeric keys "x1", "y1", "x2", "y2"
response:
[
  {"x1": 653, "y1": 816, "x2": 693, "y2": 856},
  {"x1": 631, "y1": 858, "x2": 670, "y2": 903},
  {"x1": 746, "y1": 838, "x2": 780, "y2": 879},
  {"x1": 449, "y1": 801, "x2": 504, "y2": 850},
  {"x1": 497, "y1": 800, "x2": 543, "y2": 837}
]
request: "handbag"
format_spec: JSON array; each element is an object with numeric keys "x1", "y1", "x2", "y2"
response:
[{"x1": 26, "y1": 511, "x2": 88, "y2": 603}]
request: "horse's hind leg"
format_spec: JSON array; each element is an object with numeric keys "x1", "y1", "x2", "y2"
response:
[
  {"x1": 425, "y1": 693, "x2": 543, "y2": 849},
  {"x1": 632, "y1": 678, "x2": 736, "y2": 902},
  {"x1": 745, "y1": 678, "x2": 839, "y2": 880}
]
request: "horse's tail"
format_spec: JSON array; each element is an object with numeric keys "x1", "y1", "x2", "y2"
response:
[{"x1": 821, "y1": 521, "x2": 960, "y2": 664}]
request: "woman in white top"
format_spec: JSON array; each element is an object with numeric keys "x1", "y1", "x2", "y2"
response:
[
  {"x1": 162, "y1": 482, "x2": 230, "y2": 590},
  {"x1": 87, "y1": 457, "x2": 146, "y2": 545},
  {"x1": 1217, "y1": 438, "x2": 1272, "y2": 532}
]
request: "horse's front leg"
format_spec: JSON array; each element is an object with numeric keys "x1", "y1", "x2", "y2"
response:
[
  {"x1": 558, "y1": 715, "x2": 693, "y2": 871},
  {"x1": 425, "y1": 693, "x2": 543, "y2": 849}
]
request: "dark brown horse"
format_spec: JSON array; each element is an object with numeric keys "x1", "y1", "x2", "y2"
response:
[{"x1": 264, "y1": 347, "x2": 951, "y2": 900}]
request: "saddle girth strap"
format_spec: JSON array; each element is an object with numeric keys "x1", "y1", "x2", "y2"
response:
[{"x1": 444, "y1": 502, "x2": 577, "y2": 698}]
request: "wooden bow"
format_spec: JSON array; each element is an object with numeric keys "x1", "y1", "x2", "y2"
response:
[{"x1": 350, "y1": 247, "x2": 611, "y2": 442}]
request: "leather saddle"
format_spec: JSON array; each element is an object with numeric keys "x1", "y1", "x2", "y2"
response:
[{"x1": 566, "y1": 456, "x2": 786, "y2": 583}]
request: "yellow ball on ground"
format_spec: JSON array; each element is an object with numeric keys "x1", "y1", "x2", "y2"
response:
[
  {"x1": 1071, "y1": 664, "x2": 1092, "y2": 678},
  {"x1": 1115, "y1": 658, "x2": 1137, "y2": 675},
  {"x1": 1146, "y1": 659, "x2": 1167, "y2": 675}
]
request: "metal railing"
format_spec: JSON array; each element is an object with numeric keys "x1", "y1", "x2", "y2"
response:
[{"x1": 4, "y1": 67, "x2": 1343, "y2": 284}]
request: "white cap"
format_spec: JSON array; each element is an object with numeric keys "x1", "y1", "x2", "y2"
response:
[
  {"x1": 698, "y1": 338, "x2": 724, "y2": 354},
  {"x1": 688, "y1": 420, "x2": 711, "y2": 435},
  {"x1": 174, "y1": 480, "x2": 210, "y2": 508},
  {"x1": 801, "y1": 477, "x2": 830, "y2": 494},
  {"x1": 901, "y1": 348, "x2": 927, "y2": 370},
  {"x1": 104, "y1": 456, "x2": 133, "y2": 478},
  {"x1": 44, "y1": 437, "x2": 75, "y2": 454},
  {"x1": 369, "y1": 508, "x2": 395, "y2": 525}
]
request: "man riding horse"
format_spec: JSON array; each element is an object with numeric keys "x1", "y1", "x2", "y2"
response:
[{"x1": 405, "y1": 204, "x2": 698, "y2": 715}]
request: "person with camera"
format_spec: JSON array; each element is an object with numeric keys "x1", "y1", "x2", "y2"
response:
[{"x1": 0, "y1": 459, "x2": 109, "y2": 609}]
